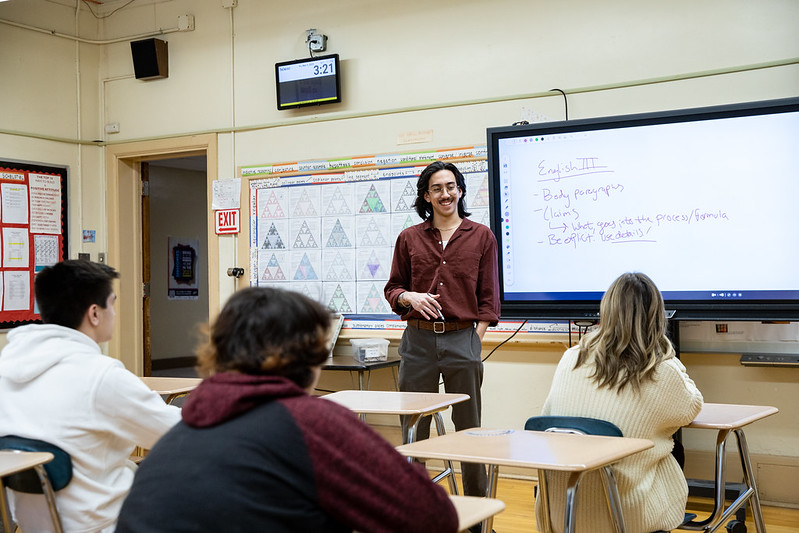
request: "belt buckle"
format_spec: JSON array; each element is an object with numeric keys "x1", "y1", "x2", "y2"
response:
[{"x1": 433, "y1": 321, "x2": 446, "y2": 334}]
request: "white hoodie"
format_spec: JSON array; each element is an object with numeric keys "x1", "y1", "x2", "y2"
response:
[{"x1": 0, "y1": 324, "x2": 181, "y2": 533}]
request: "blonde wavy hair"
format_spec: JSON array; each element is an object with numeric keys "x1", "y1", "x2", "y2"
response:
[{"x1": 575, "y1": 272, "x2": 675, "y2": 393}]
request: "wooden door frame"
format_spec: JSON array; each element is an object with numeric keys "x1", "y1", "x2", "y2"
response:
[{"x1": 105, "y1": 134, "x2": 218, "y2": 375}]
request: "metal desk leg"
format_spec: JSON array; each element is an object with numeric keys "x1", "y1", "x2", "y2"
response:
[
  {"x1": 735, "y1": 429, "x2": 766, "y2": 533},
  {"x1": 34, "y1": 464, "x2": 64, "y2": 533},
  {"x1": 1, "y1": 480, "x2": 14, "y2": 533},
  {"x1": 354, "y1": 371, "x2": 366, "y2": 421},
  {"x1": 681, "y1": 427, "x2": 765, "y2": 533},
  {"x1": 430, "y1": 412, "x2": 459, "y2": 495},
  {"x1": 563, "y1": 471, "x2": 584, "y2": 533},
  {"x1": 538, "y1": 469, "x2": 553, "y2": 533},
  {"x1": 405, "y1": 414, "x2": 420, "y2": 460},
  {"x1": 681, "y1": 429, "x2": 731, "y2": 531},
  {"x1": 481, "y1": 464, "x2": 500, "y2": 533},
  {"x1": 599, "y1": 465, "x2": 627, "y2": 533},
  {"x1": 165, "y1": 392, "x2": 189, "y2": 405}
]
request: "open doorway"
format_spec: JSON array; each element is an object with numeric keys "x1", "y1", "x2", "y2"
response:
[
  {"x1": 145, "y1": 156, "x2": 208, "y2": 377},
  {"x1": 105, "y1": 134, "x2": 219, "y2": 376}
]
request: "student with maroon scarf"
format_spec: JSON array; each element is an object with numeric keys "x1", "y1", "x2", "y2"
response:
[{"x1": 115, "y1": 287, "x2": 458, "y2": 533}]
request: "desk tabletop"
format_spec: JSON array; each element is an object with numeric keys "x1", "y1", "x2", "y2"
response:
[
  {"x1": 324, "y1": 354, "x2": 401, "y2": 371},
  {"x1": 687, "y1": 402, "x2": 779, "y2": 430},
  {"x1": 396, "y1": 428, "x2": 653, "y2": 472},
  {"x1": 449, "y1": 495, "x2": 505, "y2": 531},
  {"x1": 140, "y1": 376, "x2": 202, "y2": 395},
  {"x1": 323, "y1": 390, "x2": 469, "y2": 416},
  {"x1": 0, "y1": 451, "x2": 54, "y2": 477}
]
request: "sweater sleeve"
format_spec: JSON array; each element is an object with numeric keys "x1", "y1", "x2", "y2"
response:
[
  {"x1": 93, "y1": 364, "x2": 182, "y2": 448},
  {"x1": 656, "y1": 357, "x2": 704, "y2": 428},
  {"x1": 288, "y1": 396, "x2": 459, "y2": 533}
]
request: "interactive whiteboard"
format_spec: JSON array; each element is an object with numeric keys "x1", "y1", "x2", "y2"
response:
[{"x1": 487, "y1": 97, "x2": 799, "y2": 320}]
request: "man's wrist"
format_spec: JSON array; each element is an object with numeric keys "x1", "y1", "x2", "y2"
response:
[{"x1": 398, "y1": 292, "x2": 410, "y2": 308}]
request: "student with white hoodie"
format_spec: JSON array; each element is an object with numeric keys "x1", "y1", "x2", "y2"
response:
[{"x1": 0, "y1": 260, "x2": 181, "y2": 533}]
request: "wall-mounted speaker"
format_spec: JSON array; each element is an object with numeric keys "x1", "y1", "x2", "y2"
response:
[{"x1": 130, "y1": 38, "x2": 169, "y2": 80}]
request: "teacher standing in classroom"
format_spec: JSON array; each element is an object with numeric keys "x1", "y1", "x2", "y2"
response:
[{"x1": 385, "y1": 160, "x2": 500, "y2": 501}]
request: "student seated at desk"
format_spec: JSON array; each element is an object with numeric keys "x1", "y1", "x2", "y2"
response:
[
  {"x1": 0, "y1": 260, "x2": 181, "y2": 533},
  {"x1": 537, "y1": 272, "x2": 704, "y2": 533},
  {"x1": 115, "y1": 287, "x2": 458, "y2": 533}
]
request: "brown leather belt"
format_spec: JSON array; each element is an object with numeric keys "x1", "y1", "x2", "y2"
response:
[{"x1": 406, "y1": 318, "x2": 475, "y2": 334}]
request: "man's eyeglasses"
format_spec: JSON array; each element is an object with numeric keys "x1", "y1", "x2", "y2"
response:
[{"x1": 428, "y1": 183, "x2": 459, "y2": 195}]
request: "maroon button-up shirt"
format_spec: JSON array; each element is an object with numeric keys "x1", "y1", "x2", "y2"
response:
[{"x1": 385, "y1": 218, "x2": 500, "y2": 326}]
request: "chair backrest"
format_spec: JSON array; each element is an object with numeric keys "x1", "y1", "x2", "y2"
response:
[
  {"x1": 0, "y1": 436, "x2": 73, "y2": 493},
  {"x1": 524, "y1": 415, "x2": 623, "y2": 437}
]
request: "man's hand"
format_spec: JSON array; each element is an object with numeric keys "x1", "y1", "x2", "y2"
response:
[{"x1": 403, "y1": 291, "x2": 442, "y2": 321}]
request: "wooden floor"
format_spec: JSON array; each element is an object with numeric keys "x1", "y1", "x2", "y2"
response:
[{"x1": 441, "y1": 474, "x2": 799, "y2": 533}]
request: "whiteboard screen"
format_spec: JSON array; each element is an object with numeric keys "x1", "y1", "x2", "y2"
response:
[{"x1": 487, "y1": 97, "x2": 799, "y2": 320}]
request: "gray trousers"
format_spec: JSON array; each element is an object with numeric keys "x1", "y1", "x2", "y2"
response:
[{"x1": 398, "y1": 324, "x2": 488, "y2": 497}]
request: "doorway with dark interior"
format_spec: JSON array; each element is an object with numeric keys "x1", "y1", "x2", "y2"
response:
[{"x1": 144, "y1": 156, "x2": 207, "y2": 378}]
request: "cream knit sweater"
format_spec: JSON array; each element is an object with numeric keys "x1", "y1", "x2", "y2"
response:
[{"x1": 536, "y1": 345, "x2": 704, "y2": 533}]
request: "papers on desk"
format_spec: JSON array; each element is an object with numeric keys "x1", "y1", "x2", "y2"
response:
[{"x1": 466, "y1": 429, "x2": 514, "y2": 436}]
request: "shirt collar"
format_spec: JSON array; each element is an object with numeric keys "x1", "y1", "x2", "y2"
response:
[{"x1": 422, "y1": 218, "x2": 472, "y2": 232}]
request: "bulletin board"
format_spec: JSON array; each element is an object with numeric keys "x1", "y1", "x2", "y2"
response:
[
  {"x1": 0, "y1": 160, "x2": 68, "y2": 328},
  {"x1": 242, "y1": 146, "x2": 489, "y2": 316}
]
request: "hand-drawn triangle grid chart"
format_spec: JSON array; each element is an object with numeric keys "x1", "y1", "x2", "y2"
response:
[{"x1": 245, "y1": 147, "x2": 490, "y2": 316}]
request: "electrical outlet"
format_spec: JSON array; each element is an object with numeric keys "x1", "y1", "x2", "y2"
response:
[{"x1": 105, "y1": 123, "x2": 120, "y2": 134}]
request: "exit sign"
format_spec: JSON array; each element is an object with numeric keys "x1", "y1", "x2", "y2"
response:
[{"x1": 215, "y1": 208, "x2": 240, "y2": 234}]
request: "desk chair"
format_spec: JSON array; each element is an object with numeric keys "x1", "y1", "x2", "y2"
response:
[
  {"x1": 525, "y1": 416, "x2": 696, "y2": 533},
  {"x1": 525, "y1": 416, "x2": 626, "y2": 533},
  {"x1": 0, "y1": 436, "x2": 73, "y2": 533}
]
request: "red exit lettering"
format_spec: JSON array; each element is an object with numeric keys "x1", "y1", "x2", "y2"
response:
[{"x1": 215, "y1": 209, "x2": 240, "y2": 234}]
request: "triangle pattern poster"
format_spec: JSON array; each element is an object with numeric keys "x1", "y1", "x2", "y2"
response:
[
  {"x1": 261, "y1": 223, "x2": 286, "y2": 249},
  {"x1": 328, "y1": 284, "x2": 353, "y2": 313},
  {"x1": 361, "y1": 283, "x2": 390, "y2": 313},
  {"x1": 261, "y1": 253, "x2": 286, "y2": 281},
  {"x1": 359, "y1": 184, "x2": 387, "y2": 214},
  {"x1": 294, "y1": 253, "x2": 318, "y2": 280},
  {"x1": 326, "y1": 219, "x2": 352, "y2": 247},
  {"x1": 293, "y1": 220, "x2": 318, "y2": 248},
  {"x1": 248, "y1": 150, "x2": 489, "y2": 317}
]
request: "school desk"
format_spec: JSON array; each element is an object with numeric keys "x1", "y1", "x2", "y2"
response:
[
  {"x1": 140, "y1": 376, "x2": 202, "y2": 404},
  {"x1": 323, "y1": 354, "x2": 400, "y2": 391},
  {"x1": 323, "y1": 390, "x2": 469, "y2": 494},
  {"x1": 449, "y1": 495, "x2": 506, "y2": 532},
  {"x1": 395, "y1": 428, "x2": 654, "y2": 533},
  {"x1": 681, "y1": 403, "x2": 778, "y2": 533},
  {"x1": 0, "y1": 451, "x2": 58, "y2": 533}
]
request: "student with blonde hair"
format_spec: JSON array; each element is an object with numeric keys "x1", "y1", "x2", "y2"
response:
[{"x1": 537, "y1": 272, "x2": 703, "y2": 533}]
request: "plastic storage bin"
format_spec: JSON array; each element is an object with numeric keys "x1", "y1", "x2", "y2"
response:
[{"x1": 349, "y1": 338, "x2": 389, "y2": 363}]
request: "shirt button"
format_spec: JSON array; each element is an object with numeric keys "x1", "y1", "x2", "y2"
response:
[
  {"x1": 439, "y1": 282, "x2": 443, "y2": 286},
  {"x1": 442, "y1": 261, "x2": 447, "y2": 264}
]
